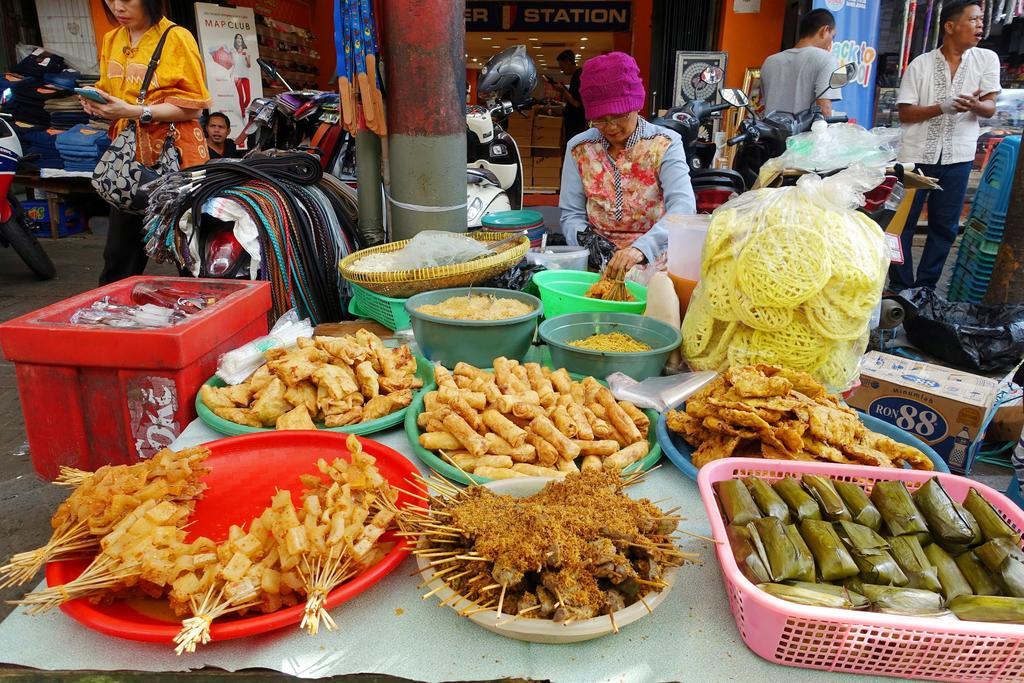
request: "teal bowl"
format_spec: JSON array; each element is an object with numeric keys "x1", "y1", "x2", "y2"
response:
[
  {"x1": 405, "y1": 287, "x2": 543, "y2": 368},
  {"x1": 539, "y1": 312, "x2": 682, "y2": 381}
]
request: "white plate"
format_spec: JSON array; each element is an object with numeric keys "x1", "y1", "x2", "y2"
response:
[{"x1": 414, "y1": 477, "x2": 678, "y2": 643}]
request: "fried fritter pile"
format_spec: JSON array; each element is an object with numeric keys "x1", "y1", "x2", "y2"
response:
[
  {"x1": 201, "y1": 330, "x2": 422, "y2": 430},
  {"x1": 666, "y1": 365, "x2": 934, "y2": 471}
]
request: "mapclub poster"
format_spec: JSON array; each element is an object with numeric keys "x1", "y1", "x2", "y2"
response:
[{"x1": 194, "y1": 2, "x2": 263, "y2": 144}]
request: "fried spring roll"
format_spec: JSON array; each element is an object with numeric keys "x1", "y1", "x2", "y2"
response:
[
  {"x1": 530, "y1": 415, "x2": 582, "y2": 460},
  {"x1": 618, "y1": 401, "x2": 650, "y2": 437},
  {"x1": 433, "y1": 364, "x2": 458, "y2": 391},
  {"x1": 525, "y1": 432, "x2": 559, "y2": 467},
  {"x1": 476, "y1": 455, "x2": 514, "y2": 470},
  {"x1": 483, "y1": 409, "x2": 528, "y2": 447},
  {"x1": 442, "y1": 412, "x2": 487, "y2": 457},
  {"x1": 437, "y1": 386, "x2": 483, "y2": 432},
  {"x1": 419, "y1": 431, "x2": 462, "y2": 451},
  {"x1": 423, "y1": 390, "x2": 441, "y2": 413},
  {"x1": 512, "y1": 463, "x2": 566, "y2": 478},
  {"x1": 550, "y1": 406, "x2": 579, "y2": 439},
  {"x1": 604, "y1": 441, "x2": 649, "y2": 471},
  {"x1": 446, "y1": 451, "x2": 478, "y2": 472},
  {"x1": 572, "y1": 439, "x2": 619, "y2": 457},
  {"x1": 549, "y1": 368, "x2": 573, "y2": 394},
  {"x1": 596, "y1": 389, "x2": 643, "y2": 444},
  {"x1": 511, "y1": 402, "x2": 547, "y2": 421},
  {"x1": 556, "y1": 458, "x2": 580, "y2": 473},
  {"x1": 524, "y1": 363, "x2": 555, "y2": 400},
  {"x1": 473, "y1": 466, "x2": 527, "y2": 480},
  {"x1": 580, "y1": 405, "x2": 613, "y2": 439},
  {"x1": 454, "y1": 362, "x2": 492, "y2": 383},
  {"x1": 484, "y1": 433, "x2": 536, "y2": 462},
  {"x1": 581, "y1": 455, "x2": 602, "y2": 472},
  {"x1": 567, "y1": 403, "x2": 595, "y2": 441}
]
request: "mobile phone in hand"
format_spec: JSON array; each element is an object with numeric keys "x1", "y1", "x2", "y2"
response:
[{"x1": 75, "y1": 88, "x2": 108, "y2": 104}]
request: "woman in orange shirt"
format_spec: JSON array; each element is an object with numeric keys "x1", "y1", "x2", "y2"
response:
[{"x1": 80, "y1": 0, "x2": 212, "y2": 284}]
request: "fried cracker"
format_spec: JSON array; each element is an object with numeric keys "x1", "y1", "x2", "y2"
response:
[
  {"x1": 692, "y1": 435, "x2": 740, "y2": 468},
  {"x1": 725, "y1": 365, "x2": 792, "y2": 398}
]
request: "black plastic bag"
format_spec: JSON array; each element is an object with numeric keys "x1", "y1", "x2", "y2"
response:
[
  {"x1": 576, "y1": 228, "x2": 617, "y2": 271},
  {"x1": 482, "y1": 261, "x2": 547, "y2": 293},
  {"x1": 901, "y1": 287, "x2": 1024, "y2": 373}
]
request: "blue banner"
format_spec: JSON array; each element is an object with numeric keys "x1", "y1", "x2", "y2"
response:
[{"x1": 813, "y1": 0, "x2": 882, "y2": 127}]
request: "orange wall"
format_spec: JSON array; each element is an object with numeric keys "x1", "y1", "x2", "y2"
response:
[
  {"x1": 631, "y1": 0, "x2": 653, "y2": 96},
  {"x1": 90, "y1": 0, "x2": 115, "y2": 50},
  {"x1": 718, "y1": 0, "x2": 787, "y2": 89}
]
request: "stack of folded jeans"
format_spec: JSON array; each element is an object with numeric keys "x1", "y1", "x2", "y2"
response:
[
  {"x1": 55, "y1": 124, "x2": 110, "y2": 171},
  {"x1": 45, "y1": 95, "x2": 89, "y2": 128},
  {"x1": 14, "y1": 49, "x2": 67, "y2": 79},
  {"x1": 20, "y1": 127, "x2": 63, "y2": 169}
]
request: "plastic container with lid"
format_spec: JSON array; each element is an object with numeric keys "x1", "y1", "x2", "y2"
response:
[
  {"x1": 526, "y1": 246, "x2": 589, "y2": 271},
  {"x1": 0, "y1": 277, "x2": 271, "y2": 479},
  {"x1": 482, "y1": 210, "x2": 546, "y2": 247}
]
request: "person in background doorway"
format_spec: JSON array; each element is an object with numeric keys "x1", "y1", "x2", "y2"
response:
[
  {"x1": 205, "y1": 111, "x2": 237, "y2": 159},
  {"x1": 559, "y1": 52, "x2": 695, "y2": 275},
  {"x1": 545, "y1": 49, "x2": 587, "y2": 143},
  {"x1": 760, "y1": 8, "x2": 840, "y2": 115},
  {"x1": 890, "y1": 0, "x2": 999, "y2": 292},
  {"x1": 81, "y1": 0, "x2": 211, "y2": 285}
]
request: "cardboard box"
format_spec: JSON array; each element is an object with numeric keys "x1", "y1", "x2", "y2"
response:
[
  {"x1": 533, "y1": 156, "x2": 562, "y2": 173},
  {"x1": 533, "y1": 114, "x2": 562, "y2": 130},
  {"x1": 532, "y1": 126, "x2": 562, "y2": 148},
  {"x1": 846, "y1": 352, "x2": 1000, "y2": 473}
]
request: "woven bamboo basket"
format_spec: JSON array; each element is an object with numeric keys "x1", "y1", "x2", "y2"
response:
[{"x1": 339, "y1": 231, "x2": 530, "y2": 298}]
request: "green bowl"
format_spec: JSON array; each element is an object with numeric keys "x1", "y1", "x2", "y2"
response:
[
  {"x1": 404, "y1": 373, "x2": 662, "y2": 486},
  {"x1": 196, "y1": 360, "x2": 433, "y2": 437},
  {"x1": 532, "y1": 270, "x2": 647, "y2": 318},
  {"x1": 404, "y1": 287, "x2": 543, "y2": 368},
  {"x1": 540, "y1": 312, "x2": 682, "y2": 381}
]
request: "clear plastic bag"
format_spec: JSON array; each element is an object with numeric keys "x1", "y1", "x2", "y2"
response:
[
  {"x1": 608, "y1": 371, "x2": 719, "y2": 412},
  {"x1": 682, "y1": 165, "x2": 890, "y2": 391},
  {"x1": 767, "y1": 123, "x2": 901, "y2": 175},
  {"x1": 216, "y1": 309, "x2": 314, "y2": 385},
  {"x1": 70, "y1": 298, "x2": 184, "y2": 328},
  {"x1": 349, "y1": 231, "x2": 492, "y2": 272}
]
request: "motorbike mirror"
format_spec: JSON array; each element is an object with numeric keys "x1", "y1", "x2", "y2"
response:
[
  {"x1": 720, "y1": 88, "x2": 749, "y2": 108},
  {"x1": 0, "y1": 88, "x2": 11, "y2": 106},
  {"x1": 829, "y1": 62, "x2": 857, "y2": 89},
  {"x1": 699, "y1": 66, "x2": 724, "y2": 86}
]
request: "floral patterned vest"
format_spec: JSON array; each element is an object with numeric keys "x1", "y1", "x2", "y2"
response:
[{"x1": 568, "y1": 118, "x2": 672, "y2": 249}]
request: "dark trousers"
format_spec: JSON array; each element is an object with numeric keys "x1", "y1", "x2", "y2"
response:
[
  {"x1": 99, "y1": 207, "x2": 148, "y2": 285},
  {"x1": 888, "y1": 160, "x2": 973, "y2": 291}
]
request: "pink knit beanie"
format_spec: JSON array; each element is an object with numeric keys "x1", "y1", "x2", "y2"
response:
[{"x1": 579, "y1": 52, "x2": 646, "y2": 121}]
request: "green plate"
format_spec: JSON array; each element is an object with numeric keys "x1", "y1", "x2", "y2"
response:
[
  {"x1": 404, "y1": 373, "x2": 662, "y2": 486},
  {"x1": 196, "y1": 360, "x2": 434, "y2": 437}
]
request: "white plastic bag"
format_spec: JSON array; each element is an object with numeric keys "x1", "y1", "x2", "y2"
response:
[
  {"x1": 608, "y1": 371, "x2": 719, "y2": 412},
  {"x1": 349, "y1": 231, "x2": 491, "y2": 272},
  {"x1": 770, "y1": 122, "x2": 901, "y2": 174},
  {"x1": 216, "y1": 309, "x2": 313, "y2": 385},
  {"x1": 682, "y1": 165, "x2": 890, "y2": 391}
]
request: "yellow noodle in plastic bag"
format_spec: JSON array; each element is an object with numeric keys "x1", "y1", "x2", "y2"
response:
[{"x1": 680, "y1": 167, "x2": 890, "y2": 391}]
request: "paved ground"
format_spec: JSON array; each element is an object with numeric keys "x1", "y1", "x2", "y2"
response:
[
  {"x1": 0, "y1": 231, "x2": 1012, "y2": 625},
  {"x1": 0, "y1": 233, "x2": 175, "y2": 618}
]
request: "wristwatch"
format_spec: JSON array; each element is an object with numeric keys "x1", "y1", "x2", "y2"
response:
[{"x1": 139, "y1": 105, "x2": 153, "y2": 124}]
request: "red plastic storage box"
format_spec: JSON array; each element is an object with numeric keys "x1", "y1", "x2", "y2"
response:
[{"x1": 0, "y1": 277, "x2": 271, "y2": 479}]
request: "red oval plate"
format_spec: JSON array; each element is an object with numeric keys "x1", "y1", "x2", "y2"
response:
[{"x1": 45, "y1": 431, "x2": 419, "y2": 643}]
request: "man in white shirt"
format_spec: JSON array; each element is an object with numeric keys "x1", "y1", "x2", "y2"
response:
[
  {"x1": 891, "y1": 0, "x2": 1000, "y2": 291},
  {"x1": 761, "y1": 9, "x2": 841, "y2": 116}
]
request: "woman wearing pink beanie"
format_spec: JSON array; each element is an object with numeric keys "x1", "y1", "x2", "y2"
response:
[{"x1": 559, "y1": 52, "x2": 695, "y2": 273}]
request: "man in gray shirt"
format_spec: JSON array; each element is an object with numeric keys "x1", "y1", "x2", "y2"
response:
[{"x1": 761, "y1": 9, "x2": 841, "y2": 115}]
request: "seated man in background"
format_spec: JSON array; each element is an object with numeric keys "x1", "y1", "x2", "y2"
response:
[{"x1": 205, "y1": 112, "x2": 238, "y2": 159}]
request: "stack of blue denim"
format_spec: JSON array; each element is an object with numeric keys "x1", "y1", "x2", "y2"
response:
[
  {"x1": 20, "y1": 127, "x2": 63, "y2": 169},
  {"x1": 55, "y1": 124, "x2": 110, "y2": 171},
  {"x1": 45, "y1": 95, "x2": 90, "y2": 128}
]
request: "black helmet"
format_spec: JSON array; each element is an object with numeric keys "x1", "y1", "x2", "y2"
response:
[{"x1": 477, "y1": 45, "x2": 537, "y2": 108}]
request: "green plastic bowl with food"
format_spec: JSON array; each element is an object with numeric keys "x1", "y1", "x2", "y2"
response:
[
  {"x1": 405, "y1": 287, "x2": 543, "y2": 368},
  {"x1": 532, "y1": 270, "x2": 647, "y2": 318},
  {"x1": 539, "y1": 312, "x2": 682, "y2": 381}
]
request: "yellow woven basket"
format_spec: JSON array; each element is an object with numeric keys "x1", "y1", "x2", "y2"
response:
[{"x1": 339, "y1": 231, "x2": 530, "y2": 298}]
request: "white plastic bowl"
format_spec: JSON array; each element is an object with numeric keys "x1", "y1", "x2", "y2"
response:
[{"x1": 414, "y1": 477, "x2": 679, "y2": 643}]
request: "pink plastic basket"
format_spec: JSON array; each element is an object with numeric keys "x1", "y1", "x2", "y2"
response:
[{"x1": 697, "y1": 458, "x2": 1024, "y2": 682}]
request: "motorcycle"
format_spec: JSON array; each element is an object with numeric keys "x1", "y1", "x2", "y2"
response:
[
  {"x1": 470, "y1": 45, "x2": 537, "y2": 227},
  {"x1": 0, "y1": 88, "x2": 55, "y2": 280},
  {"x1": 651, "y1": 68, "x2": 747, "y2": 213},
  {"x1": 725, "y1": 63, "x2": 856, "y2": 189}
]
